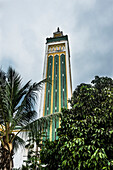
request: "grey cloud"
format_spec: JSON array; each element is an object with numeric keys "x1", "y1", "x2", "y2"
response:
[{"x1": 70, "y1": 0, "x2": 113, "y2": 88}]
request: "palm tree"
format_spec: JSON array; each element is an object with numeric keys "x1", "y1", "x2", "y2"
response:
[{"x1": 0, "y1": 67, "x2": 47, "y2": 169}]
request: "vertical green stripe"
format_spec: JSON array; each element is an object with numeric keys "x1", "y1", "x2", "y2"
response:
[
  {"x1": 44, "y1": 56, "x2": 53, "y2": 140},
  {"x1": 45, "y1": 56, "x2": 53, "y2": 116},
  {"x1": 56, "y1": 117, "x2": 59, "y2": 140},
  {"x1": 64, "y1": 55, "x2": 67, "y2": 108},
  {"x1": 60, "y1": 54, "x2": 67, "y2": 108},
  {"x1": 60, "y1": 55, "x2": 63, "y2": 108},
  {"x1": 47, "y1": 120, "x2": 50, "y2": 140},
  {"x1": 43, "y1": 122, "x2": 46, "y2": 141},
  {"x1": 52, "y1": 55, "x2": 59, "y2": 140},
  {"x1": 52, "y1": 117, "x2": 55, "y2": 141},
  {"x1": 53, "y1": 55, "x2": 59, "y2": 113}
]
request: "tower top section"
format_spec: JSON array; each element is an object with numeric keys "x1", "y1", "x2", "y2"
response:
[
  {"x1": 53, "y1": 27, "x2": 63, "y2": 37},
  {"x1": 46, "y1": 27, "x2": 68, "y2": 44}
]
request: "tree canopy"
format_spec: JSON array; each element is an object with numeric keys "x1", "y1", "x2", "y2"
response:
[{"x1": 40, "y1": 76, "x2": 113, "y2": 170}]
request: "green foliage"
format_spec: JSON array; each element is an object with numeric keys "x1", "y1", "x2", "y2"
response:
[
  {"x1": 40, "y1": 140, "x2": 62, "y2": 169},
  {"x1": 0, "y1": 67, "x2": 47, "y2": 169},
  {"x1": 40, "y1": 76, "x2": 113, "y2": 170},
  {"x1": 22, "y1": 131, "x2": 44, "y2": 170}
]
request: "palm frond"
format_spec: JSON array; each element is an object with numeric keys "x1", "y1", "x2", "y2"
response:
[
  {"x1": 13, "y1": 80, "x2": 31, "y2": 111},
  {"x1": 12, "y1": 79, "x2": 48, "y2": 127},
  {"x1": 0, "y1": 67, "x2": 22, "y2": 123},
  {"x1": 0, "y1": 66, "x2": 50, "y2": 152},
  {"x1": 0, "y1": 68, "x2": 6, "y2": 85},
  {"x1": 7, "y1": 67, "x2": 22, "y2": 89},
  {"x1": 15, "y1": 112, "x2": 62, "y2": 137},
  {"x1": 13, "y1": 135, "x2": 25, "y2": 152}
]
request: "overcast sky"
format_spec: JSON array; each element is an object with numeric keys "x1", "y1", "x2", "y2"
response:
[{"x1": 0, "y1": 0, "x2": 113, "y2": 90}]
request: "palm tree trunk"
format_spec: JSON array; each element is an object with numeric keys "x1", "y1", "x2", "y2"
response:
[
  {"x1": 0, "y1": 136, "x2": 14, "y2": 170},
  {"x1": 0, "y1": 146, "x2": 13, "y2": 170}
]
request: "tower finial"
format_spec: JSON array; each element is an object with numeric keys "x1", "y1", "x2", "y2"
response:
[
  {"x1": 57, "y1": 27, "x2": 60, "y2": 32},
  {"x1": 53, "y1": 27, "x2": 63, "y2": 37}
]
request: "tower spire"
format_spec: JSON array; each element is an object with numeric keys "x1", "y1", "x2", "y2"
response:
[
  {"x1": 53, "y1": 27, "x2": 63, "y2": 37},
  {"x1": 57, "y1": 27, "x2": 60, "y2": 32}
]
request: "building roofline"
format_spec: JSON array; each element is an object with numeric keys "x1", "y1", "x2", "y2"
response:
[{"x1": 46, "y1": 35, "x2": 68, "y2": 44}]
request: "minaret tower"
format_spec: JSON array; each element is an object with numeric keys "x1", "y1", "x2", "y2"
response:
[{"x1": 40, "y1": 28, "x2": 72, "y2": 140}]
